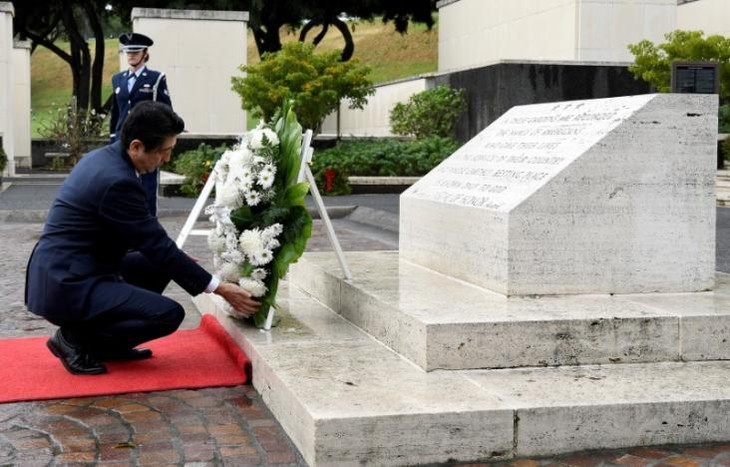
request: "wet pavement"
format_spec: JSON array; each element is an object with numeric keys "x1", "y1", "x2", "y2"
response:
[{"x1": 1, "y1": 179, "x2": 729, "y2": 466}]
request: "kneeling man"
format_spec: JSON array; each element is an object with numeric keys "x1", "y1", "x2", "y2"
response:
[{"x1": 25, "y1": 101, "x2": 257, "y2": 375}]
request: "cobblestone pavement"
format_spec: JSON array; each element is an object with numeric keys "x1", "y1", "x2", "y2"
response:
[{"x1": 2, "y1": 207, "x2": 730, "y2": 465}]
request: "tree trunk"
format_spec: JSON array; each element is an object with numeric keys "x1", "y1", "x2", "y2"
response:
[
  {"x1": 299, "y1": 20, "x2": 329, "y2": 45},
  {"x1": 83, "y1": 0, "x2": 105, "y2": 112},
  {"x1": 61, "y1": 2, "x2": 91, "y2": 110},
  {"x1": 331, "y1": 18, "x2": 354, "y2": 62},
  {"x1": 252, "y1": 26, "x2": 283, "y2": 58}
]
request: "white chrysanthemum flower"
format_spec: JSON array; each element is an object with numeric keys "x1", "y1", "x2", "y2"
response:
[
  {"x1": 249, "y1": 128, "x2": 279, "y2": 150},
  {"x1": 266, "y1": 238, "x2": 280, "y2": 251},
  {"x1": 227, "y1": 162, "x2": 245, "y2": 179},
  {"x1": 213, "y1": 159, "x2": 229, "y2": 184},
  {"x1": 225, "y1": 232, "x2": 239, "y2": 251},
  {"x1": 244, "y1": 190, "x2": 262, "y2": 206},
  {"x1": 251, "y1": 249, "x2": 274, "y2": 266},
  {"x1": 219, "y1": 149, "x2": 233, "y2": 164},
  {"x1": 257, "y1": 171, "x2": 275, "y2": 189},
  {"x1": 218, "y1": 262, "x2": 242, "y2": 282},
  {"x1": 239, "y1": 229, "x2": 264, "y2": 256},
  {"x1": 221, "y1": 249, "x2": 244, "y2": 265},
  {"x1": 216, "y1": 181, "x2": 242, "y2": 208},
  {"x1": 262, "y1": 223, "x2": 283, "y2": 242},
  {"x1": 219, "y1": 208, "x2": 234, "y2": 228},
  {"x1": 228, "y1": 147, "x2": 253, "y2": 168},
  {"x1": 237, "y1": 172, "x2": 255, "y2": 189},
  {"x1": 205, "y1": 205, "x2": 234, "y2": 228},
  {"x1": 238, "y1": 277, "x2": 268, "y2": 297},
  {"x1": 207, "y1": 230, "x2": 227, "y2": 253},
  {"x1": 251, "y1": 268, "x2": 268, "y2": 281},
  {"x1": 257, "y1": 165, "x2": 276, "y2": 188}
]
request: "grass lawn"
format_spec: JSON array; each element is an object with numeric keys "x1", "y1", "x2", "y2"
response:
[{"x1": 31, "y1": 19, "x2": 438, "y2": 136}]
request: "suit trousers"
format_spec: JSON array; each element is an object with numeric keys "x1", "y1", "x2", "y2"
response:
[{"x1": 48, "y1": 252, "x2": 185, "y2": 352}]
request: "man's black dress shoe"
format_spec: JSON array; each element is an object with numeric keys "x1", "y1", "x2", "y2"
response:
[
  {"x1": 92, "y1": 347, "x2": 153, "y2": 361},
  {"x1": 47, "y1": 330, "x2": 107, "y2": 375}
]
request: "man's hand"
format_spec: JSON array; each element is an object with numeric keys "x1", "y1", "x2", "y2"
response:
[{"x1": 214, "y1": 282, "x2": 261, "y2": 318}]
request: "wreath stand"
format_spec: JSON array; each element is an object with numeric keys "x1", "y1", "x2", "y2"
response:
[{"x1": 175, "y1": 129, "x2": 352, "y2": 330}]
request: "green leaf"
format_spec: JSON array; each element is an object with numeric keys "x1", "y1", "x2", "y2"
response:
[
  {"x1": 283, "y1": 182, "x2": 310, "y2": 207},
  {"x1": 231, "y1": 206, "x2": 254, "y2": 227}
]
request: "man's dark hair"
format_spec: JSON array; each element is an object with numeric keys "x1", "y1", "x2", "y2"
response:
[{"x1": 120, "y1": 101, "x2": 184, "y2": 151}]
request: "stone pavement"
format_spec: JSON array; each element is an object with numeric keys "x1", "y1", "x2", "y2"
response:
[{"x1": 1, "y1": 180, "x2": 730, "y2": 465}]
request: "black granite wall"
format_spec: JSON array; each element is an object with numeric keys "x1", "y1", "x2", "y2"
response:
[{"x1": 432, "y1": 62, "x2": 652, "y2": 143}]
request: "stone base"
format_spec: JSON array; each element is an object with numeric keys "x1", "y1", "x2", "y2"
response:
[
  {"x1": 193, "y1": 261, "x2": 730, "y2": 466},
  {"x1": 290, "y1": 251, "x2": 730, "y2": 371}
]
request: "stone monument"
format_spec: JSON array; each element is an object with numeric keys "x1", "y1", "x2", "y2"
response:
[
  {"x1": 400, "y1": 93, "x2": 718, "y2": 295},
  {"x1": 197, "y1": 93, "x2": 730, "y2": 466}
]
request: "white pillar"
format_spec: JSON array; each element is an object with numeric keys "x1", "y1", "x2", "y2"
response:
[
  {"x1": 13, "y1": 40, "x2": 30, "y2": 169},
  {"x1": 0, "y1": 2, "x2": 14, "y2": 175},
  {"x1": 129, "y1": 8, "x2": 248, "y2": 134}
]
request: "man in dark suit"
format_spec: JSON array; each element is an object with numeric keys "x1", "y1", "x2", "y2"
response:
[
  {"x1": 25, "y1": 102, "x2": 258, "y2": 375},
  {"x1": 110, "y1": 32, "x2": 172, "y2": 216}
]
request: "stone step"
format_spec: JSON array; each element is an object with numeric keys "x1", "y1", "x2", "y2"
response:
[
  {"x1": 193, "y1": 288, "x2": 730, "y2": 466},
  {"x1": 289, "y1": 251, "x2": 730, "y2": 371}
]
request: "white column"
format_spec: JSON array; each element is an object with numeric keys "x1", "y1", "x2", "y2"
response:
[
  {"x1": 0, "y1": 2, "x2": 14, "y2": 175},
  {"x1": 13, "y1": 40, "x2": 31, "y2": 169},
  {"x1": 130, "y1": 8, "x2": 248, "y2": 134}
]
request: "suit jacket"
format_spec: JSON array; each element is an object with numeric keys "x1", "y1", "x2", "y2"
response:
[
  {"x1": 25, "y1": 141, "x2": 211, "y2": 322},
  {"x1": 109, "y1": 67, "x2": 172, "y2": 140}
]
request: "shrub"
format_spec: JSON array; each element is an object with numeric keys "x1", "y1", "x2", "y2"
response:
[
  {"x1": 232, "y1": 42, "x2": 374, "y2": 132},
  {"x1": 390, "y1": 85, "x2": 466, "y2": 138},
  {"x1": 628, "y1": 30, "x2": 730, "y2": 100},
  {"x1": 0, "y1": 146, "x2": 6, "y2": 173},
  {"x1": 722, "y1": 136, "x2": 730, "y2": 162},
  {"x1": 311, "y1": 137, "x2": 459, "y2": 195},
  {"x1": 173, "y1": 143, "x2": 229, "y2": 197},
  {"x1": 38, "y1": 96, "x2": 107, "y2": 165},
  {"x1": 720, "y1": 104, "x2": 730, "y2": 133}
]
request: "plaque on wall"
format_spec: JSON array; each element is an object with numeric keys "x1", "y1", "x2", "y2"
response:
[{"x1": 671, "y1": 61, "x2": 719, "y2": 94}]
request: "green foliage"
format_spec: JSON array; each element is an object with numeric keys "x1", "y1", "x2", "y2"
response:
[
  {"x1": 231, "y1": 41, "x2": 375, "y2": 132},
  {"x1": 172, "y1": 143, "x2": 228, "y2": 197},
  {"x1": 311, "y1": 136, "x2": 459, "y2": 195},
  {"x1": 38, "y1": 96, "x2": 107, "y2": 165},
  {"x1": 720, "y1": 105, "x2": 730, "y2": 133},
  {"x1": 390, "y1": 85, "x2": 466, "y2": 138},
  {"x1": 627, "y1": 30, "x2": 730, "y2": 100},
  {"x1": 0, "y1": 146, "x2": 6, "y2": 173},
  {"x1": 722, "y1": 136, "x2": 730, "y2": 161}
]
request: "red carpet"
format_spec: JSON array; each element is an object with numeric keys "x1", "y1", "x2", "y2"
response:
[{"x1": 0, "y1": 315, "x2": 250, "y2": 403}]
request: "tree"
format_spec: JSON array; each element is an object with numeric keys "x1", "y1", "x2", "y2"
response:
[
  {"x1": 114, "y1": 0, "x2": 437, "y2": 61},
  {"x1": 231, "y1": 41, "x2": 374, "y2": 132},
  {"x1": 248, "y1": 0, "x2": 437, "y2": 61},
  {"x1": 628, "y1": 30, "x2": 730, "y2": 102},
  {"x1": 12, "y1": 0, "x2": 111, "y2": 112}
]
